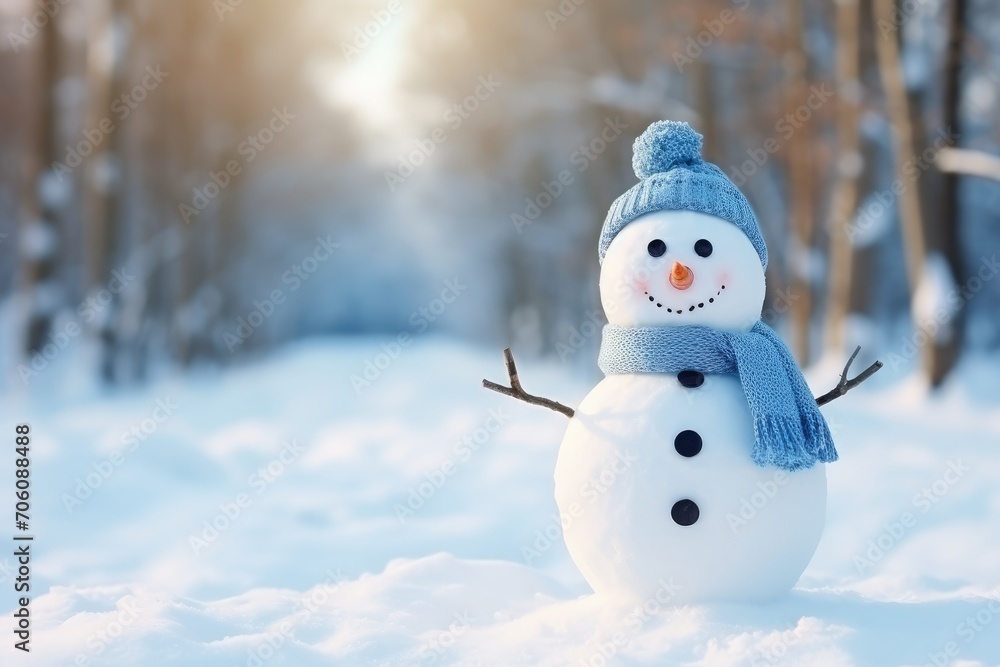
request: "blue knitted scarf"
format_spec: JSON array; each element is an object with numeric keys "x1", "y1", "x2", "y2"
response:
[{"x1": 598, "y1": 321, "x2": 837, "y2": 471}]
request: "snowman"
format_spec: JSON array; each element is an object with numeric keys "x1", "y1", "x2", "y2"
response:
[{"x1": 485, "y1": 121, "x2": 881, "y2": 603}]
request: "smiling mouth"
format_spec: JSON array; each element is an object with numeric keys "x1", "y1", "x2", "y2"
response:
[{"x1": 644, "y1": 284, "x2": 726, "y2": 314}]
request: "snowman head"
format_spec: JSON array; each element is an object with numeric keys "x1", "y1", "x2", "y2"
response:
[
  {"x1": 598, "y1": 120, "x2": 768, "y2": 332},
  {"x1": 599, "y1": 210, "x2": 765, "y2": 331}
]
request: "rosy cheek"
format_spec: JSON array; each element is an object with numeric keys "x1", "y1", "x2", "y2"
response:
[
  {"x1": 716, "y1": 270, "x2": 731, "y2": 286},
  {"x1": 634, "y1": 278, "x2": 650, "y2": 294}
]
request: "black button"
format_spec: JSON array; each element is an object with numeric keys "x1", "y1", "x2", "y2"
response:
[
  {"x1": 671, "y1": 499, "x2": 700, "y2": 526},
  {"x1": 677, "y1": 370, "x2": 704, "y2": 388},
  {"x1": 674, "y1": 430, "x2": 702, "y2": 457}
]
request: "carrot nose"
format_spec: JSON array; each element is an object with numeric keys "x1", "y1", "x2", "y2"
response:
[{"x1": 669, "y1": 261, "x2": 693, "y2": 290}]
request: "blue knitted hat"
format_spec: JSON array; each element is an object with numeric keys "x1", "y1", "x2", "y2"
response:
[{"x1": 599, "y1": 121, "x2": 767, "y2": 268}]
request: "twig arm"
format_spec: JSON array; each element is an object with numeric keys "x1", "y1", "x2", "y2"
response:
[
  {"x1": 482, "y1": 348, "x2": 575, "y2": 418},
  {"x1": 815, "y1": 345, "x2": 884, "y2": 406},
  {"x1": 485, "y1": 346, "x2": 879, "y2": 414}
]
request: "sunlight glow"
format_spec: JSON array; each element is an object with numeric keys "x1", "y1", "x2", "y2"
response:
[{"x1": 310, "y1": 3, "x2": 413, "y2": 135}]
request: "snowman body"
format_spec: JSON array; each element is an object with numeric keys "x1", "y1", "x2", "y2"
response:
[
  {"x1": 555, "y1": 373, "x2": 826, "y2": 602},
  {"x1": 555, "y1": 209, "x2": 828, "y2": 602}
]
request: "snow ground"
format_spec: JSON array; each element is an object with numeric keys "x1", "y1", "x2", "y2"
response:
[{"x1": 2, "y1": 337, "x2": 999, "y2": 666}]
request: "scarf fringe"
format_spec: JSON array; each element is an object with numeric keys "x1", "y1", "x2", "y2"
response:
[
  {"x1": 802, "y1": 412, "x2": 838, "y2": 463},
  {"x1": 752, "y1": 414, "x2": 818, "y2": 471}
]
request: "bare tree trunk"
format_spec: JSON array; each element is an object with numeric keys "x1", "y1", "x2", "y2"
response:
[
  {"x1": 931, "y1": 0, "x2": 967, "y2": 383},
  {"x1": 158, "y1": 3, "x2": 205, "y2": 365},
  {"x1": 21, "y1": 9, "x2": 63, "y2": 355},
  {"x1": 846, "y1": 0, "x2": 881, "y2": 326},
  {"x1": 736, "y1": 28, "x2": 788, "y2": 316},
  {"x1": 82, "y1": 0, "x2": 113, "y2": 291},
  {"x1": 872, "y1": 0, "x2": 927, "y2": 278},
  {"x1": 872, "y1": 0, "x2": 932, "y2": 373},
  {"x1": 782, "y1": 0, "x2": 815, "y2": 363},
  {"x1": 81, "y1": 0, "x2": 125, "y2": 383},
  {"x1": 692, "y1": 58, "x2": 719, "y2": 165},
  {"x1": 825, "y1": 0, "x2": 862, "y2": 351}
]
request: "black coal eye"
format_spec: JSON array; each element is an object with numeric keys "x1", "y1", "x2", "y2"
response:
[
  {"x1": 647, "y1": 239, "x2": 666, "y2": 258},
  {"x1": 695, "y1": 239, "x2": 713, "y2": 257}
]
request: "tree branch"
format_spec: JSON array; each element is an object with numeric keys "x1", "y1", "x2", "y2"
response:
[
  {"x1": 482, "y1": 348, "x2": 575, "y2": 418},
  {"x1": 815, "y1": 345, "x2": 883, "y2": 406},
  {"x1": 937, "y1": 147, "x2": 1000, "y2": 183}
]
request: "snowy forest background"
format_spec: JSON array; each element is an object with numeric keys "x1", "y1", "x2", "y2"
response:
[{"x1": 1, "y1": 0, "x2": 999, "y2": 387}]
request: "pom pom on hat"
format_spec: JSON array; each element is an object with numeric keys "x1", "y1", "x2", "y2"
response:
[{"x1": 631, "y1": 120, "x2": 704, "y2": 179}]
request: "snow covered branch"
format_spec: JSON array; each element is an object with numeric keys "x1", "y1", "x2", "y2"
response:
[
  {"x1": 815, "y1": 346, "x2": 883, "y2": 407},
  {"x1": 482, "y1": 348, "x2": 576, "y2": 419},
  {"x1": 937, "y1": 147, "x2": 1000, "y2": 183}
]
